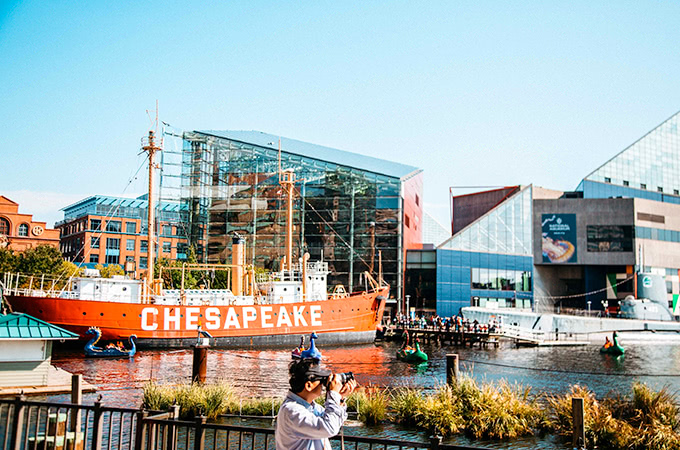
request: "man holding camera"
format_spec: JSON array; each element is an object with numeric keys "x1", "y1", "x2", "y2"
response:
[{"x1": 275, "y1": 358, "x2": 357, "y2": 450}]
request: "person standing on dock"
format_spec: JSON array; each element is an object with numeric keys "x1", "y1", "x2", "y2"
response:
[{"x1": 276, "y1": 358, "x2": 356, "y2": 450}]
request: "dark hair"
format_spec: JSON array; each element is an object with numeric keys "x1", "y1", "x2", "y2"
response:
[{"x1": 289, "y1": 359, "x2": 319, "y2": 393}]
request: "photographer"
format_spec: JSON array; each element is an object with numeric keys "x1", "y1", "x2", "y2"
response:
[{"x1": 275, "y1": 358, "x2": 357, "y2": 450}]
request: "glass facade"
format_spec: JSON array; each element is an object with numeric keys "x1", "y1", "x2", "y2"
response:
[
  {"x1": 161, "y1": 130, "x2": 419, "y2": 297},
  {"x1": 581, "y1": 111, "x2": 680, "y2": 202},
  {"x1": 435, "y1": 187, "x2": 534, "y2": 316},
  {"x1": 439, "y1": 186, "x2": 533, "y2": 255}
]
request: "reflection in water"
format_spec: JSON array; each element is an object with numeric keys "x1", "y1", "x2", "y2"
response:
[{"x1": 50, "y1": 334, "x2": 680, "y2": 449}]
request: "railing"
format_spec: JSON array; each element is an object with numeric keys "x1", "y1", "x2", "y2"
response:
[{"x1": 0, "y1": 397, "x2": 492, "y2": 450}]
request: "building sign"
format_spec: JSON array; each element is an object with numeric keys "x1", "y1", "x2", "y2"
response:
[{"x1": 541, "y1": 214, "x2": 577, "y2": 263}]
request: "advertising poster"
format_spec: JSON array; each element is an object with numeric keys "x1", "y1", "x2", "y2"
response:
[{"x1": 541, "y1": 214, "x2": 577, "y2": 263}]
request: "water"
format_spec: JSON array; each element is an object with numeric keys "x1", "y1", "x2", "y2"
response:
[{"x1": 49, "y1": 332, "x2": 680, "y2": 449}]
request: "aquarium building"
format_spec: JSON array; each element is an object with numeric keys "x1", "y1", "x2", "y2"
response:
[{"x1": 160, "y1": 130, "x2": 423, "y2": 301}]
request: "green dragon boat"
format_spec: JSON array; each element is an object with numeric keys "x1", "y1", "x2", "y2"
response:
[
  {"x1": 397, "y1": 341, "x2": 428, "y2": 363},
  {"x1": 600, "y1": 331, "x2": 625, "y2": 356}
]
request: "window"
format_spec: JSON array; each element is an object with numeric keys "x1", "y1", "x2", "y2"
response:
[
  {"x1": 623, "y1": 180, "x2": 629, "y2": 186},
  {"x1": 405, "y1": 215, "x2": 410, "y2": 228},
  {"x1": 126, "y1": 222, "x2": 137, "y2": 234},
  {"x1": 139, "y1": 257, "x2": 148, "y2": 269},
  {"x1": 177, "y1": 242, "x2": 188, "y2": 259},
  {"x1": 604, "y1": 177, "x2": 611, "y2": 183},
  {"x1": 641, "y1": 183, "x2": 647, "y2": 190},
  {"x1": 675, "y1": 189, "x2": 679, "y2": 195},
  {"x1": 89, "y1": 254, "x2": 99, "y2": 263},
  {"x1": 0, "y1": 218, "x2": 9, "y2": 235},
  {"x1": 587, "y1": 225, "x2": 633, "y2": 252},
  {"x1": 126, "y1": 239, "x2": 135, "y2": 251},
  {"x1": 90, "y1": 219, "x2": 101, "y2": 231},
  {"x1": 18, "y1": 224, "x2": 28, "y2": 236},
  {"x1": 91, "y1": 237, "x2": 100, "y2": 248},
  {"x1": 106, "y1": 221, "x2": 121, "y2": 232},
  {"x1": 105, "y1": 254, "x2": 119, "y2": 264},
  {"x1": 162, "y1": 241, "x2": 171, "y2": 253},
  {"x1": 140, "y1": 240, "x2": 148, "y2": 253},
  {"x1": 658, "y1": 187, "x2": 664, "y2": 193},
  {"x1": 106, "y1": 238, "x2": 120, "y2": 250},
  {"x1": 162, "y1": 225, "x2": 172, "y2": 236},
  {"x1": 415, "y1": 194, "x2": 420, "y2": 207}
]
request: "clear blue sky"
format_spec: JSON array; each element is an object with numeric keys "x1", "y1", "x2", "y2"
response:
[{"x1": 1, "y1": 1, "x2": 679, "y2": 228}]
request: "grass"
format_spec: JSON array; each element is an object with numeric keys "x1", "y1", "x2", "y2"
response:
[{"x1": 142, "y1": 379, "x2": 680, "y2": 449}]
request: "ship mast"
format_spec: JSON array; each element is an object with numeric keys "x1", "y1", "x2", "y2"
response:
[
  {"x1": 278, "y1": 139, "x2": 295, "y2": 271},
  {"x1": 142, "y1": 128, "x2": 161, "y2": 299}
]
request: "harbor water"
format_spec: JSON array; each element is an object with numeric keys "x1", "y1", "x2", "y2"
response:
[{"x1": 48, "y1": 332, "x2": 680, "y2": 449}]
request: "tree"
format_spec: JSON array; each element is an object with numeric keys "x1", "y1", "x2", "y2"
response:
[
  {"x1": 95, "y1": 264, "x2": 125, "y2": 278},
  {"x1": 0, "y1": 247, "x2": 17, "y2": 274},
  {"x1": 17, "y1": 245, "x2": 65, "y2": 275}
]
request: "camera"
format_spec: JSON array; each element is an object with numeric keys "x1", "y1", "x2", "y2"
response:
[{"x1": 319, "y1": 371, "x2": 354, "y2": 387}]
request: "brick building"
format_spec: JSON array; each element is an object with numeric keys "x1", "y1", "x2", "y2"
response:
[
  {"x1": 56, "y1": 195, "x2": 188, "y2": 273},
  {"x1": 0, "y1": 196, "x2": 60, "y2": 251}
]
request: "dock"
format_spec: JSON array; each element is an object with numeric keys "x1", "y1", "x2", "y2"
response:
[
  {"x1": 388, "y1": 324, "x2": 590, "y2": 348},
  {"x1": 0, "y1": 366, "x2": 95, "y2": 397}
]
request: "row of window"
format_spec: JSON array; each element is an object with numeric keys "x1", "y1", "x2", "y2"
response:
[
  {"x1": 90, "y1": 237, "x2": 182, "y2": 253},
  {"x1": 0, "y1": 218, "x2": 30, "y2": 237},
  {"x1": 586, "y1": 225, "x2": 633, "y2": 252},
  {"x1": 89, "y1": 219, "x2": 176, "y2": 236},
  {"x1": 636, "y1": 226, "x2": 680, "y2": 243},
  {"x1": 603, "y1": 177, "x2": 680, "y2": 195},
  {"x1": 471, "y1": 297, "x2": 532, "y2": 309},
  {"x1": 470, "y1": 268, "x2": 532, "y2": 292}
]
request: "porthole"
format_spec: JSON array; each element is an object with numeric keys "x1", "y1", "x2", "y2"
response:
[
  {"x1": 39, "y1": 309, "x2": 43, "y2": 314},
  {"x1": 100, "y1": 313, "x2": 104, "y2": 316},
  {"x1": 122, "y1": 287, "x2": 127, "y2": 291},
  {"x1": 123, "y1": 314, "x2": 126, "y2": 317},
  {"x1": 82, "y1": 312, "x2": 87, "y2": 315}
]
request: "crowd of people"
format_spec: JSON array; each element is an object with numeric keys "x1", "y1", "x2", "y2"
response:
[{"x1": 391, "y1": 313, "x2": 503, "y2": 334}]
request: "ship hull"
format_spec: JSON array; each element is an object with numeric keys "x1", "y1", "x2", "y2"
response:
[{"x1": 6, "y1": 288, "x2": 388, "y2": 349}]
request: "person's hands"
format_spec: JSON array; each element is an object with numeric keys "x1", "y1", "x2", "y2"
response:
[
  {"x1": 338, "y1": 378, "x2": 357, "y2": 399},
  {"x1": 327, "y1": 374, "x2": 343, "y2": 393}
]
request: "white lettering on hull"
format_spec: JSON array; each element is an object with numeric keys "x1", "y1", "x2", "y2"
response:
[{"x1": 139, "y1": 305, "x2": 328, "y2": 332}]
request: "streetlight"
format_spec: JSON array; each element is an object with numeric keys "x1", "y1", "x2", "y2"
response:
[
  {"x1": 405, "y1": 295, "x2": 411, "y2": 319},
  {"x1": 587, "y1": 301, "x2": 591, "y2": 315}
]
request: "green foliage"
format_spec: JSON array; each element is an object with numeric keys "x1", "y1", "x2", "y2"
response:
[
  {"x1": 356, "y1": 386, "x2": 389, "y2": 425},
  {"x1": 0, "y1": 247, "x2": 17, "y2": 274},
  {"x1": 239, "y1": 397, "x2": 282, "y2": 416},
  {"x1": 16, "y1": 245, "x2": 64, "y2": 275},
  {"x1": 544, "y1": 383, "x2": 680, "y2": 449},
  {"x1": 142, "y1": 381, "x2": 237, "y2": 420},
  {"x1": 94, "y1": 263, "x2": 125, "y2": 278},
  {"x1": 389, "y1": 387, "x2": 425, "y2": 427}
]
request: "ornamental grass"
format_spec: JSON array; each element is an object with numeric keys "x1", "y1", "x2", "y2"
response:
[{"x1": 141, "y1": 381, "x2": 237, "y2": 420}]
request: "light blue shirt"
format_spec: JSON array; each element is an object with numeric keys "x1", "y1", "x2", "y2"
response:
[{"x1": 275, "y1": 390, "x2": 347, "y2": 450}]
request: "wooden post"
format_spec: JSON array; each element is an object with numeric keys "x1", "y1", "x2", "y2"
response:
[
  {"x1": 429, "y1": 435, "x2": 441, "y2": 450},
  {"x1": 572, "y1": 397, "x2": 585, "y2": 449},
  {"x1": 446, "y1": 354, "x2": 459, "y2": 386},
  {"x1": 165, "y1": 404, "x2": 180, "y2": 450},
  {"x1": 194, "y1": 416, "x2": 207, "y2": 450},
  {"x1": 10, "y1": 394, "x2": 26, "y2": 450},
  {"x1": 92, "y1": 401, "x2": 104, "y2": 450},
  {"x1": 134, "y1": 410, "x2": 148, "y2": 450},
  {"x1": 71, "y1": 375, "x2": 82, "y2": 434},
  {"x1": 192, "y1": 346, "x2": 208, "y2": 384}
]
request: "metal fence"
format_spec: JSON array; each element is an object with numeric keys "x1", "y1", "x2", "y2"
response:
[{"x1": 0, "y1": 397, "x2": 491, "y2": 450}]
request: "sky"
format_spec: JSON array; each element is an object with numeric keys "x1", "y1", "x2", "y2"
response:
[{"x1": 1, "y1": 1, "x2": 679, "y2": 229}]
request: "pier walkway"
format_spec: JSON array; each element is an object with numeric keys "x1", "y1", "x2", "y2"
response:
[{"x1": 387, "y1": 324, "x2": 589, "y2": 348}]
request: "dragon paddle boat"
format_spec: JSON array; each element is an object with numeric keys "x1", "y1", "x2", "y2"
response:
[
  {"x1": 291, "y1": 332, "x2": 322, "y2": 360},
  {"x1": 85, "y1": 327, "x2": 137, "y2": 358},
  {"x1": 397, "y1": 341, "x2": 428, "y2": 364},
  {"x1": 600, "y1": 331, "x2": 625, "y2": 356}
]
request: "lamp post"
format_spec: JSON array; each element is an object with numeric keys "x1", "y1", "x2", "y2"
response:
[
  {"x1": 405, "y1": 295, "x2": 411, "y2": 319},
  {"x1": 587, "y1": 300, "x2": 591, "y2": 315}
]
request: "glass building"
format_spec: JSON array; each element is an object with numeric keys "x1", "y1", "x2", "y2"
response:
[
  {"x1": 578, "y1": 110, "x2": 680, "y2": 204},
  {"x1": 434, "y1": 186, "x2": 534, "y2": 316},
  {"x1": 160, "y1": 130, "x2": 422, "y2": 299}
]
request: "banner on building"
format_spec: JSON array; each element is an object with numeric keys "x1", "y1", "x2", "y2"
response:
[{"x1": 541, "y1": 214, "x2": 577, "y2": 263}]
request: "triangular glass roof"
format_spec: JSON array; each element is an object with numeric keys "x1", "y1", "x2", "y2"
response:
[
  {"x1": 582, "y1": 110, "x2": 680, "y2": 195},
  {"x1": 198, "y1": 130, "x2": 421, "y2": 180},
  {"x1": 0, "y1": 313, "x2": 79, "y2": 340},
  {"x1": 438, "y1": 185, "x2": 533, "y2": 255}
]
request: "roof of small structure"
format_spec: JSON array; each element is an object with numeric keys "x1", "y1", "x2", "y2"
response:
[
  {"x1": 0, "y1": 313, "x2": 79, "y2": 340},
  {"x1": 198, "y1": 130, "x2": 421, "y2": 180}
]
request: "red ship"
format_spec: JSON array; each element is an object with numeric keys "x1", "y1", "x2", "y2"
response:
[{"x1": 3, "y1": 130, "x2": 388, "y2": 348}]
